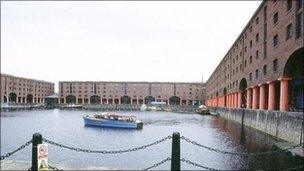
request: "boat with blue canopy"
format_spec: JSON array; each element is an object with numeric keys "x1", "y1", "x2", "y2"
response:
[{"x1": 83, "y1": 113, "x2": 143, "y2": 129}]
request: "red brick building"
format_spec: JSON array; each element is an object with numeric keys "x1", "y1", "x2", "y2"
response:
[
  {"x1": 206, "y1": 0, "x2": 303, "y2": 112},
  {"x1": 0, "y1": 73, "x2": 55, "y2": 104},
  {"x1": 59, "y1": 81, "x2": 205, "y2": 106}
]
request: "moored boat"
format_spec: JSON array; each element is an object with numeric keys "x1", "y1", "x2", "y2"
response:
[{"x1": 83, "y1": 113, "x2": 143, "y2": 129}]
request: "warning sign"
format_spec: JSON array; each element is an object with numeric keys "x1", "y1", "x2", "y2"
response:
[{"x1": 37, "y1": 144, "x2": 48, "y2": 171}]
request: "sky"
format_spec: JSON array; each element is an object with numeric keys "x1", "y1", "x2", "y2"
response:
[{"x1": 1, "y1": 1, "x2": 262, "y2": 92}]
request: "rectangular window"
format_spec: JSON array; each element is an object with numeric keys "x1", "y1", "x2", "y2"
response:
[
  {"x1": 273, "y1": 59, "x2": 278, "y2": 72},
  {"x1": 297, "y1": 0, "x2": 303, "y2": 10},
  {"x1": 264, "y1": 5, "x2": 267, "y2": 20},
  {"x1": 264, "y1": 23, "x2": 267, "y2": 40},
  {"x1": 250, "y1": 40, "x2": 253, "y2": 48},
  {"x1": 245, "y1": 60, "x2": 247, "y2": 67},
  {"x1": 273, "y1": 12, "x2": 278, "y2": 25},
  {"x1": 255, "y1": 69, "x2": 259, "y2": 79},
  {"x1": 287, "y1": 0, "x2": 292, "y2": 11},
  {"x1": 286, "y1": 23, "x2": 293, "y2": 40},
  {"x1": 273, "y1": 34, "x2": 279, "y2": 47},
  {"x1": 256, "y1": 50, "x2": 259, "y2": 59},
  {"x1": 256, "y1": 17, "x2": 259, "y2": 25},
  {"x1": 249, "y1": 73, "x2": 252, "y2": 81},
  {"x1": 263, "y1": 42, "x2": 267, "y2": 58},
  {"x1": 249, "y1": 56, "x2": 252, "y2": 63},
  {"x1": 263, "y1": 65, "x2": 267, "y2": 75},
  {"x1": 296, "y1": 12, "x2": 302, "y2": 38},
  {"x1": 256, "y1": 33, "x2": 259, "y2": 42}
]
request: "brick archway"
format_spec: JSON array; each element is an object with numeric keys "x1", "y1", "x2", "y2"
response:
[
  {"x1": 239, "y1": 78, "x2": 247, "y2": 108},
  {"x1": 90, "y1": 95, "x2": 101, "y2": 104},
  {"x1": 66, "y1": 95, "x2": 76, "y2": 104},
  {"x1": 9, "y1": 92, "x2": 17, "y2": 103},
  {"x1": 26, "y1": 94, "x2": 33, "y2": 103},
  {"x1": 283, "y1": 47, "x2": 304, "y2": 111}
]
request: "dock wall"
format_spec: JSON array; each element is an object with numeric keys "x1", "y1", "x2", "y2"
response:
[{"x1": 208, "y1": 107, "x2": 304, "y2": 144}]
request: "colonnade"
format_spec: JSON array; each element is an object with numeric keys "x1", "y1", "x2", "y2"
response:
[
  {"x1": 206, "y1": 78, "x2": 291, "y2": 111},
  {"x1": 61, "y1": 97, "x2": 201, "y2": 106},
  {"x1": 2, "y1": 96, "x2": 44, "y2": 104}
]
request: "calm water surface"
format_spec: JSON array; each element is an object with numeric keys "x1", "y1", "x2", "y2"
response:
[{"x1": 1, "y1": 109, "x2": 302, "y2": 170}]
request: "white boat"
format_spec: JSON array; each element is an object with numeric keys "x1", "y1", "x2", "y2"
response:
[{"x1": 83, "y1": 113, "x2": 143, "y2": 129}]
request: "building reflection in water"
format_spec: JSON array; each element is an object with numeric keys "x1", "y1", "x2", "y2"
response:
[{"x1": 211, "y1": 116, "x2": 303, "y2": 170}]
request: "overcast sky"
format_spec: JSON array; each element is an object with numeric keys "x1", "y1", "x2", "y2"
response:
[{"x1": 1, "y1": 1, "x2": 261, "y2": 91}]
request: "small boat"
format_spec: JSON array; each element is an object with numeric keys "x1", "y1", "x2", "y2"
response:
[
  {"x1": 196, "y1": 105, "x2": 210, "y2": 115},
  {"x1": 62, "y1": 104, "x2": 83, "y2": 109},
  {"x1": 83, "y1": 113, "x2": 143, "y2": 129}
]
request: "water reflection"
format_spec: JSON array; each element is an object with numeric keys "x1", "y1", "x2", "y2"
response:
[
  {"x1": 211, "y1": 116, "x2": 303, "y2": 170},
  {"x1": 1, "y1": 110, "x2": 302, "y2": 170}
]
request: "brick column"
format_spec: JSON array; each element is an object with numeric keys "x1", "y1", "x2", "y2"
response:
[
  {"x1": 246, "y1": 88, "x2": 252, "y2": 109},
  {"x1": 227, "y1": 94, "x2": 230, "y2": 107},
  {"x1": 235, "y1": 93, "x2": 238, "y2": 108},
  {"x1": 259, "y1": 84, "x2": 266, "y2": 110},
  {"x1": 232, "y1": 93, "x2": 235, "y2": 108},
  {"x1": 230, "y1": 93, "x2": 233, "y2": 108},
  {"x1": 279, "y1": 78, "x2": 291, "y2": 111},
  {"x1": 231, "y1": 94, "x2": 233, "y2": 107},
  {"x1": 234, "y1": 93, "x2": 237, "y2": 108},
  {"x1": 268, "y1": 81, "x2": 276, "y2": 110},
  {"x1": 238, "y1": 92, "x2": 242, "y2": 108},
  {"x1": 230, "y1": 94, "x2": 233, "y2": 107},
  {"x1": 230, "y1": 93, "x2": 234, "y2": 108},
  {"x1": 229, "y1": 93, "x2": 233, "y2": 107},
  {"x1": 252, "y1": 86, "x2": 259, "y2": 109}
]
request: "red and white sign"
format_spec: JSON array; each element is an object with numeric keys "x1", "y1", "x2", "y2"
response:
[{"x1": 37, "y1": 144, "x2": 48, "y2": 171}]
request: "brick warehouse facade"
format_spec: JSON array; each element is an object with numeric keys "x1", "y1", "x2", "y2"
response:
[
  {"x1": 59, "y1": 81, "x2": 205, "y2": 106},
  {"x1": 0, "y1": 73, "x2": 55, "y2": 104},
  {"x1": 205, "y1": 0, "x2": 303, "y2": 112}
]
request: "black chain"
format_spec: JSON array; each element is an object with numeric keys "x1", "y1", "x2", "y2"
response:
[
  {"x1": 142, "y1": 157, "x2": 171, "y2": 171},
  {"x1": 180, "y1": 136, "x2": 303, "y2": 156},
  {"x1": 0, "y1": 140, "x2": 32, "y2": 160},
  {"x1": 284, "y1": 164, "x2": 304, "y2": 171},
  {"x1": 48, "y1": 164, "x2": 64, "y2": 171},
  {"x1": 180, "y1": 158, "x2": 218, "y2": 170},
  {"x1": 42, "y1": 135, "x2": 172, "y2": 154}
]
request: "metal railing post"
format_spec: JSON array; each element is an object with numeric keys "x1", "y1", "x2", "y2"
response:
[
  {"x1": 171, "y1": 132, "x2": 180, "y2": 171},
  {"x1": 32, "y1": 133, "x2": 42, "y2": 171}
]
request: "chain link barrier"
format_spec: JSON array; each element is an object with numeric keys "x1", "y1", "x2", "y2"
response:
[
  {"x1": 42, "y1": 135, "x2": 171, "y2": 154},
  {"x1": 2, "y1": 133, "x2": 303, "y2": 171},
  {"x1": 0, "y1": 140, "x2": 32, "y2": 160},
  {"x1": 284, "y1": 164, "x2": 304, "y2": 171},
  {"x1": 180, "y1": 136, "x2": 303, "y2": 156},
  {"x1": 180, "y1": 158, "x2": 218, "y2": 171},
  {"x1": 142, "y1": 157, "x2": 171, "y2": 171},
  {"x1": 48, "y1": 164, "x2": 64, "y2": 171}
]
